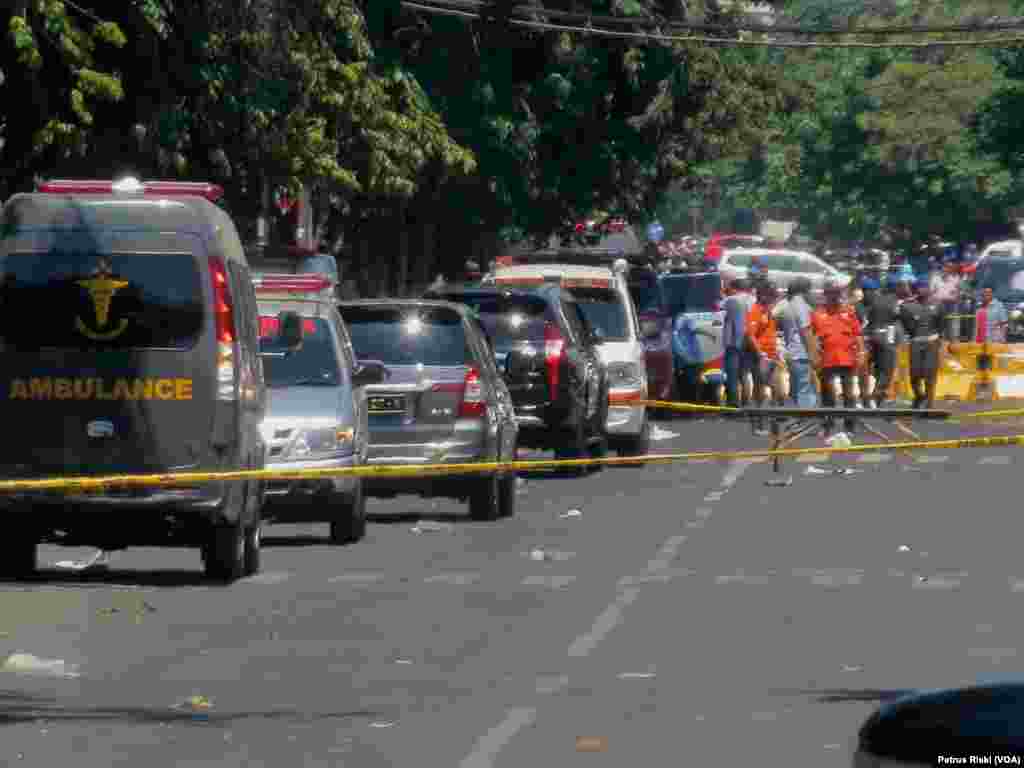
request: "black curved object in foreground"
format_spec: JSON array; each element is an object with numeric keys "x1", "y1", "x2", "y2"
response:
[{"x1": 856, "y1": 683, "x2": 1024, "y2": 762}]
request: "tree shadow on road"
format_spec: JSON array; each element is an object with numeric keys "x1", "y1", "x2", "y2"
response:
[
  {"x1": 769, "y1": 687, "x2": 916, "y2": 704},
  {"x1": 0, "y1": 568, "x2": 210, "y2": 589},
  {"x1": 0, "y1": 689, "x2": 381, "y2": 726}
]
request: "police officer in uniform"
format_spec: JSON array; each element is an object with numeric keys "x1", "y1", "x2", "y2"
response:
[
  {"x1": 899, "y1": 278, "x2": 948, "y2": 410},
  {"x1": 861, "y1": 277, "x2": 902, "y2": 407}
]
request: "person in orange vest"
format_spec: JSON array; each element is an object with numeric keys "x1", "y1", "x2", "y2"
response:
[
  {"x1": 745, "y1": 281, "x2": 783, "y2": 435},
  {"x1": 811, "y1": 280, "x2": 866, "y2": 437}
]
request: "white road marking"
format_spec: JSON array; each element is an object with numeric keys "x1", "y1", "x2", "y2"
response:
[
  {"x1": 915, "y1": 455, "x2": 950, "y2": 464},
  {"x1": 240, "y1": 571, "x2": 291, "y2": 585},
  {"x1": 979, "y1": 455, "x2": 1012, "y2": 465},
  {"x1": 856, "y1": 453, "x2": 893, "y2": 463},
  {"x1": 459, "y1": 459, "x2": 753, "y2": 767},
  {"x1": 568, "y1": 588, "x2": 640, "y2": 658},
  {"x1": 424, "y1": 572, "x2": 481, "y2": 585},
  {"x1": 328, "y1": 572, "x2": 386, "y2": 584},
  {"x1": 521, "y1": 575, "x2": 576, "y2": 589},
  {"x1": 458, "y1": 708, "x2": 537, "y2": 768}
]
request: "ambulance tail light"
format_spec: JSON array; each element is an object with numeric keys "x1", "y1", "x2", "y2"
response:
[
  {"x1": 544, "y1": 322, "x2": 566, "y2": 397},
  {"x1": 37, "y1": 178, "x2": 225, "y2": 202},
  {"x1": 209, "y1": 256, "x2": 237, "y2": 401}
]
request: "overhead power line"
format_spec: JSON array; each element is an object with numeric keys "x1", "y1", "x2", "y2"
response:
[
  {"x1": 400, "y1": 2, "x2": 1024, "y2": 49},
  {"x1": 410, "y1": 0, "x2": 1024, "y2": 36}
]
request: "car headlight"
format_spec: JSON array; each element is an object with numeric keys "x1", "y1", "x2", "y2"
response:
[
  {"x1": 607, "y1": 362, "x2": 644, "y2": 389},
  {"x1": 290, "y1": 426, "x2": 355, "y2": 459}
]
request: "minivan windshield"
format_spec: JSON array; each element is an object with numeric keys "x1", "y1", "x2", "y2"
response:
[
  {"x1": 341, "y1": 306, "x2": 470, "y2": 366},
  {"x1": 571, "y1": 287, "x2": 630, "y2": 341},
  {"x1": 0, "y1": 251, "x2": 203, "y2": 349},
  {"x1": 259, "y1": 316, "x2": 341, "y2": 387}
]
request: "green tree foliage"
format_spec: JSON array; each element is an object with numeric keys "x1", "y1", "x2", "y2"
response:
[
  {"x1": 696, "y1": 0, "x2": 1024, "y2": 248},
  {"x1": 0, "y1": 0, "x2": 127, "y2": 196},
  {"x1": 370, "y1": 0, "x2": 783, "y2": 243}
]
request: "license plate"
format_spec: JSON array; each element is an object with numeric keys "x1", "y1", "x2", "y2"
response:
[{"x1": 368, "y1": 395, "x2": 406, "y2": 414}]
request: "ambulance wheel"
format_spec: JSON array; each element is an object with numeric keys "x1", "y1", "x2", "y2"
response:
[
  {"x1": 329, "y1": 480, "x2": 367, "y2": 544},
  {"x1": 203, "y1": 522, "x2": 245, "y2": 582}
]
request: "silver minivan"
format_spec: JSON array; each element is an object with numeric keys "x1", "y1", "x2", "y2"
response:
[{"x1": 720, "y1": 248, "x2": 851, "y2": 296}]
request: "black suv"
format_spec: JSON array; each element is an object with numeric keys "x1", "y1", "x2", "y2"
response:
[{"x1": 427, "y1": 284, "x2": 608, "y2": 466}]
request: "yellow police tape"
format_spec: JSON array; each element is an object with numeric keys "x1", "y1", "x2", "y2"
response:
[
  {"x1": 1, "y1": 433, "x2": 1021, "y2": 494},
  {"x1": 640, "y1": 399, "x2": 738, "y2": 413}
]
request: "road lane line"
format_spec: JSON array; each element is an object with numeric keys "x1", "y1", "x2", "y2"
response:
[
  {"x1": 458, "y1": 459, "x2": 752, "y2": 767},
  {"x1": 979, "y1": 455, "x2": 1012, "y2": 465},
  {"x1": 458, "y1": 707, "x2": 538, "y2": 768}
]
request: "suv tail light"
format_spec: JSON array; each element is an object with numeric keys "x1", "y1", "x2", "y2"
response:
[
  {"x1": 433, "y1": 367, "x2": 486, "y2": 418},
  {"x1": 460, "y1": 367, "x2": 486, "y2": 418},
  {"x1": 544, "y1": 322, "x2": 566, "y2": 396},
  {"x1": 209, "y1": 257, "x2": 237, "y2": 401}
]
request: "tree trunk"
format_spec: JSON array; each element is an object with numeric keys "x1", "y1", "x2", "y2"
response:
[{"x1": 396, "y1": 204, "x2": 410, "y2": 297}]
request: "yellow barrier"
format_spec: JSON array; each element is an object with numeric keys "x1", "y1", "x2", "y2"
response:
[{"x1": 0, "y1": 433, "x2": 1020, "y2": 495}]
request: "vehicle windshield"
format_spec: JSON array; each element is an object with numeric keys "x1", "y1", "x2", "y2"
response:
[
  {"x1": 340, "y1": 306, "x2": 470, "y2": 366},
  {"x1": 0, "y1": 251, "x2": 203, "y2": 349},
  {"x1": 661, "y1": 274, "x2": 721, "y2": 315},
  {"x1": 437, "y1": 293, "x2": 549, "y2": 346},
  {"x1": 259, "y1": 316, "x2": 341, "y2": 387},
  {"x1": 975, "y1": 260, "x2": 1024, "y2": 299},
  {"x1": 570, "y1": 287, "x2": 630, "y2": 341},
  {"x1": 628, "y1": 280, "x2": 661, "y2": 313}
]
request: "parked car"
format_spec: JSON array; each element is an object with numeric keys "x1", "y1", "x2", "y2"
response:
[
  {"x1": 628, "y1": 268, "x2": 674, "y2": 403},
  {"x1": 965, "y1": 256, "x2": 1024, "y2": 340},
  {"x1": 630, "y1": 267, "x2": 725, "y2": 404},
  {"x1": 703, "y1": 233, "x2": 765, "y2": 264},
  {"x1": 719, "y1": 247, "x2": 851, "y2": 298},
  {"x1": 0, "y1": 177, "x2": 268, "y2": 581},
  {"x1": 254, "y1": 273, "x2": 384, "y2": 545},
  {"x1": 423, "y1": 283, "x2": 609, "y2": 469},
  {"x1": 337, "y1": 299, "x2": 520, "y2": 519},
  {"x1": 489, "y1": 256, "x2": 649, "y2": 456}
]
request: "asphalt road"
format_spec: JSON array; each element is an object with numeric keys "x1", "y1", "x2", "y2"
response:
[{"x1": 2, "y1": 409, "x2": 1024, "y2": 767}]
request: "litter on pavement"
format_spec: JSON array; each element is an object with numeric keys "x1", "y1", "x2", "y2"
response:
[
  {"x1": 2, "y1": 653, "x2": 80, "y2": 679},
  {"x1": 559, "y1": 509, "x2": 582, "y2": 519},
  {"x1": 410, "y1": 521, "x2": 453, "y2": 534},
  {"x1": 898, "y1": 545, "x2": 911, "y2": 552},
  {"x1": 53, "y1": 550, "x2": 113, "y2": 572},
  {"x1": 650, "y1": 425, "x2": 679, "y2": 441},
  {"x1": 576, "y1": 736, "x2": 608, "y2": 752},
  {"x1": 765, "y1": 476, "x2": 793, "y2": 487},
  {"x1": 805, "y1": 465, "x2": 860, "y2": 476}
]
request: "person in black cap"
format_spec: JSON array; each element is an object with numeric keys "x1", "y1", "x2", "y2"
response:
[
  {"x1": 899, "y1": 278, "x2": 948, "y2": 409},
  {"x1": 860, "y1": 277, "x2": 902, "y2": 407}
]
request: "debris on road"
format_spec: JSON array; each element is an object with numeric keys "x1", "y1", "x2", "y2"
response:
[
  {"x1": 529, "y1": 548, "x2": 547, "y2": 562},
  {"x1": 765, "y1": 476, "x2": 793, "y2": 487},
  {"x1": 395, "y1": 659, "x2": 413, "y2": 665},
  {"x1": 805, "y1": 465, "x2": 859, "y2": 476},
  {"x1": 898, "y1": 545, "x2": 911, "y2": 552},
  {"x1": 617, "y1": 671, "x2": 656, "y2": 679},
  {"x1": 559, "y1": 508, "x2": 582, "y2": 519},
  {"x1": 369, "y1": 721, "x2": 395, "y2": 728},
  {"x1": 173, "y1": 694, "x2": 213, "y2": 711},
  {"x1": 1, "y1": 653, "x2": 80, "y2": 679},
  {"x1": 53, "y1": 550, "x2": 113, "y2": 572},
  {"x1": 650, "y1": 425, "x2": 679, "y2": 441},
  {"x1": 576, "y1": 736, "x2": 608, "y2": 752},
  {"x1": 842, "y1": 665, "x2": 863, "y2": 673},
  {"x1": 411, "y1": 521, "x2": 453, "y2": 534}
]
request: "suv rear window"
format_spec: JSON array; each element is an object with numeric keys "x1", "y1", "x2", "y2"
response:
[
  {"x1": 340, "y1": 306, "x2": 470, "y2": 366},
  {"x1": 661, "y1": 274, "x2": 721, "y2": 314},
  {"x1": 0, "y1": 251, "x2": 203, "y2": 349},
  {"x1": 628, "y1": 280, "x2": 661, "y2": 313},
  {"x1": 571, "y1": 287, "x2": 630, "y2": 341},
  {"x1": 259, "y1": 316, "x2": 340, "y2": 387},
  {"x1": 440, "y1": 293, "x2": 549, "y2": 343}
]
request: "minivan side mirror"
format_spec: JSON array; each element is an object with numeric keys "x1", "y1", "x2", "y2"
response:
[
  {"x1": 353, "y1": 360, "x2": 388, "y2": 388},
  {"x1": 278, "y1": 311, "x2": 304, "y2": 351}
]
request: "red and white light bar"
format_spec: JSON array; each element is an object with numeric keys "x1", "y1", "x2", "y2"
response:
[
  {"x1": 37, "y1": 178, "x2": 224, "y2": 202},
  {"x1": 252, "y1": 273, "x2": 335, "y2": 295}
]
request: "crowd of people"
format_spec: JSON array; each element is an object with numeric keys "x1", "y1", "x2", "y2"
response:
[{"x1": 718, "y1": 268, "x2": 1009, "y2": 437}]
